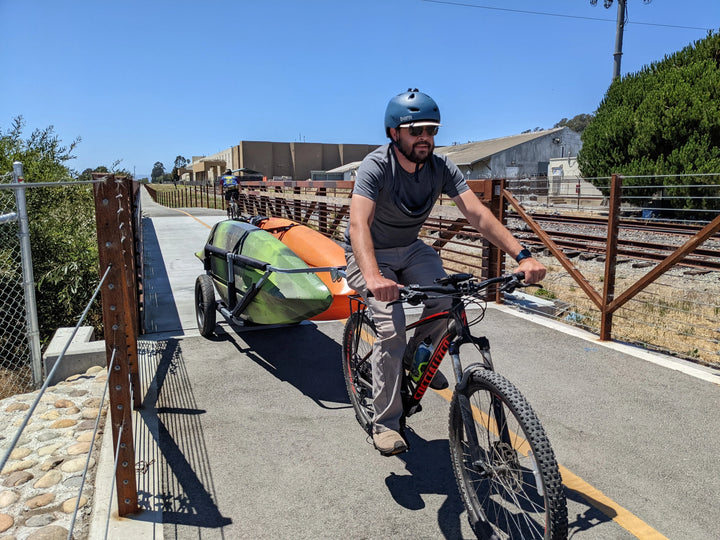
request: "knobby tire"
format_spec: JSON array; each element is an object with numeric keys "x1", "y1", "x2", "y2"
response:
[
  {"x1": 449, "y1": 370, "x2": 567, "y2": 539},
  {"x1": 195, "y1": 274, "x2": 217, "y2": 337},
  {"x1": 341, "y1": 311, "x2": 375, "y2": 435}
]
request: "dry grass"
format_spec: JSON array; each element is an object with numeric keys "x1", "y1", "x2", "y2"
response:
[
  {"x1": 0, "y1": 365, "x2": 33, "y2": 400},
  {"x1": 538, "y1": 258, "x2": 720, "y2": 366}
]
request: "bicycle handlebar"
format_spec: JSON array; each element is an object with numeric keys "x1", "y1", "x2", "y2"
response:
[{"x1": 395, "y1": 272, "x2": 531, "y2": 306}]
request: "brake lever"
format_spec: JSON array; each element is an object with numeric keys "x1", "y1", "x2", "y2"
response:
[{"x1": 501, "y1": 280, "x2": 544, "y2": 294}]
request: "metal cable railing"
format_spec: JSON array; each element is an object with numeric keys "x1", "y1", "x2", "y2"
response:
[
  {"x1": 103, "y1": 421, "x2": 126, "y2": 539},
  {"x1": 1, "y1": 166, "x2": 142, "y2": 538},
  {"x1": 65, "y1": 347, "x2": 116, "y2": 540},
  {"x1": 148, "y1": 176, "x2": 720, "y2": 367},
  {"x1": 0, "y1": 264, "x2": 111, "y2": 474}
]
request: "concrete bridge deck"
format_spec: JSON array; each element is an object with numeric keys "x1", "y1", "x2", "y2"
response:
[{"x1": 94, "y1": 187, "x2": 720, "y2": 539}]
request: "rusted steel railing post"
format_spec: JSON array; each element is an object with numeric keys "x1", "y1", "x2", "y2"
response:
[
  {"x1": 600, "y1": 174, "x2": 622, "y2": 340},
  {"x1": 486, "y1": 179, "x2": 505, "y2": 285},
  {"x1": 317, "y1": 187, "x2": 328, "y2": 234},
  {"x1": 93, "y1": 174, "x2": 139, "y2": 517},
  {"x1": 128, "y1": 179, "x2": 144, "y2": 342}
]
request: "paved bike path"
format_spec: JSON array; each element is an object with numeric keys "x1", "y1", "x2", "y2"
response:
[{"x1": 105, "y1": 188, "x2": 720, "y2": 539}]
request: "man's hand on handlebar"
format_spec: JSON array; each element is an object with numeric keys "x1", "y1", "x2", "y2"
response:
[
  {"x1": 518, "y1": 257, "x2": 546, "y2": 284},
  {"x1": 366, "y1": 274, "x2": 403, "y2": 302}
]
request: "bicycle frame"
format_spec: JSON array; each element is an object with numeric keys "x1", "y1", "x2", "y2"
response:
[
  {"x1": 408, "y1": 294, "x2": 519, "y2": 470},
  {"x1": 350, "y1": 289, "x2": 510, "y2": 467},
  {"x1": 343, "y1": 272, "x2": 569, "y2": 538},
  {"x1": 350, "y1": 292, "x2": 495, "y2": 415}
]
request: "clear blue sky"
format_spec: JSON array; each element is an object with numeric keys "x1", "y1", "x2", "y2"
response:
[{"x1": 1, "y1": 0, "x2": 717, "y2": 178}]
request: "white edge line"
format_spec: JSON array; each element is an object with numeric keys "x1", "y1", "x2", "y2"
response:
[{"x1": 488, "y1": 303, "x2": 720, "y2": 386}]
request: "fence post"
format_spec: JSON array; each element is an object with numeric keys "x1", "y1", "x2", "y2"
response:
[
  {"x1": 12, "y1": 162, "x2": 43, "y2": 387},
  {"x1": 317, "y1": 187, "x2": 328, "y2": 234},
  {"x1": 484, "y1": 178, "x2": 505, "y2": 282},
  {"x1": 600, "y1": 174, "x2": 621, "y2": 340},
  {"x1": 93, "y1": 173, "x2": 139, "y2": 516}
]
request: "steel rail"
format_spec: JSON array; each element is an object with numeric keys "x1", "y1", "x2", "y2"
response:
[
  {"x1": 508, "y1": 213, "x2": 720, "y2": 237},
  {"x1": 518, "y1": 236, "x2": 720, "y2": 271}
]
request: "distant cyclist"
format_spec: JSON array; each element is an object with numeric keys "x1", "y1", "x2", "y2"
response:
[{"x1": 221, "y1": 169, "x2": 239, "y2": 213}]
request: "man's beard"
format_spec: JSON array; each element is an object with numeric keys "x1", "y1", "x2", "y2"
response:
[{"x1": 396, "y1": 137, "x2": 434, "y2": 164}]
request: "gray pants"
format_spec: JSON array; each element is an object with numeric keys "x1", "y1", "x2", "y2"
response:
[{"x1": 345, "y1": 240, "x2": 451, "y2": 433}]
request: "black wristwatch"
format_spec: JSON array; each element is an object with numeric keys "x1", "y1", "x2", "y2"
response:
[{"x1": 515, "y1": 247, "x2": 533, "y2": 263}]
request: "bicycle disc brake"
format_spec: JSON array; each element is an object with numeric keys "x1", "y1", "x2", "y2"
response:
[{"x1": 491, "y1": 441, "x2": 522, "y2": 491}]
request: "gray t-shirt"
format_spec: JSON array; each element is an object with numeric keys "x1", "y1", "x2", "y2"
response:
[{"x1": 345, "y1": 143, "x2": 469, "y2": 249}]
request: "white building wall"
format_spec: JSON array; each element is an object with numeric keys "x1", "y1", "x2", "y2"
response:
[{"x1": 548, "y1": 157, "x2": 603, "y2": 202}]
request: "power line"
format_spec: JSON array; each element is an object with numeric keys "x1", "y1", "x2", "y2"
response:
[{"x1": 422, "y1": 0, "x2": 714, "y2": 31}]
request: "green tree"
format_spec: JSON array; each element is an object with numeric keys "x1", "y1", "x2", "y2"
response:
[
  {"x1": 151, "y1": 161, "x2": 165, "y2": 182},
  {"x1": 578, "y1": 31, "x2": 720, "y2": 214},
  {"x1": 171, "y1": 156, "x2": 188, "y2": 183},
  {"x1": 174, "y1": 155, "x2": 188, "y2": 169},
  {"x1": 554, "y1": 114, "x2": 594, "y2": 134},
  {"x1": 1, "y1": 116, "x2": 101, "y2": 346}
]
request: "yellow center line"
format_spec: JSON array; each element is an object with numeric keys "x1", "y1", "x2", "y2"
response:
[
  {"x1": 162, "y1": 206, "x2": 214, "y2": 228},
  {"x1": 432, "y1": 386, "x2": 668, "y2": 539},
  {"x1": 341, "y1": 311, "x2": 667, "y2": 536}
]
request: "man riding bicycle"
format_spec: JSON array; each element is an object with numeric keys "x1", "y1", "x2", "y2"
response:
[
  {"x1": 344, "y1": 89, "x2": 546, "y2": 456},
  {"x1": 221, "y1": 168, "x2": 239, "y2": 213}
]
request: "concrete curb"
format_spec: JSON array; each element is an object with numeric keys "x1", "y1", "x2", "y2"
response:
[
  {"x1": 88, "y1": 373, "x2": 163, "y2": 539},
  {"x1": 43, "y1": 327, "x2": 105, "y2": 386},
  {"x1": 489, "y1": 302, "x2": 720, "y2": 386}
]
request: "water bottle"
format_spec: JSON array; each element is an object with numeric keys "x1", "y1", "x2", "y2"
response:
[{"x1": 411, "y1": 337, "x2": 434, "y2": 382}]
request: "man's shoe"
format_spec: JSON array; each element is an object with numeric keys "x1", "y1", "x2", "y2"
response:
[
  {"x1": 429, "y1": 370, "x2": 449, "y2": 390},
  {"x1": 373, "y1": 430, "x2": 408, "y2": 456}
]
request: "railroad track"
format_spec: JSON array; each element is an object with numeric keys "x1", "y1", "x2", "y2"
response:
[
  {"x1": 508, "y1": 213, "x2": 720, "y2": 271},
  {"x1": 424, "y1": 213, "x2": 720, "y2": 272},
  {"x1": 522, "y1": 212, "x2": 720, "y2": 239}
]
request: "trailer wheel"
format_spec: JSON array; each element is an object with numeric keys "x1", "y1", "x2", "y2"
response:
[{"x1": 195, "y1": 275, "x2": 217, "y2": 337}]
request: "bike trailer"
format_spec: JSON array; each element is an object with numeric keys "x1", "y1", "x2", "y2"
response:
[{"x1": 195, "y1": 219, "x2": 342, "y2": 325}]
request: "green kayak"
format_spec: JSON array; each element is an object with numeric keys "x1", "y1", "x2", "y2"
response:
[{"x1": 196, "y1": 220, "x2": 332, "y2": 325}]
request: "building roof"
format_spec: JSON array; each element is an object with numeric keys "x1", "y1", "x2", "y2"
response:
[
  {"x1": 434, "y1": 127, "x2": 566, "y2": 166},
  {"x1": 325, "y1": 160, "x2": 363, "y2": 173}
]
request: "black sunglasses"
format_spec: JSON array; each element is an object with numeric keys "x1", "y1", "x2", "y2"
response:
[{"x1": 404, "y1": 125, "x2": 439, "y2": 137}]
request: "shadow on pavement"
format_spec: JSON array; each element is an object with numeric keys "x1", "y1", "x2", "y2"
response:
[
  {"x1": 138, "y1": 338, "x2": 232, "y2": 529},
  {"x1": 212, "y1": 322, "x2": 350, "y2": 408},
  {"x1": 384, "y1": 425, "x2": 616, "y2": 539},
  {"x1": 565, "y1": 487, "x2": 618, "y2": 537},
  {"x1": 142, "y1": 218, "x2": 183, "y2": 334},
  {"x1": 386, "y1": 429, "x2": 468, "y2": 539}
]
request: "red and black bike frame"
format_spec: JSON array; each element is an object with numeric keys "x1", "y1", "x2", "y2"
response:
[{"x1": 403, "y1": 293, "x2": 514, "y2": 469}]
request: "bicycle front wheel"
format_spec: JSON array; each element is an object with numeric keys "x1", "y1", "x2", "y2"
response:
[
  {"x1": 449, "y1": 370, "x2": 567, "y2": 539},
  {"x1": 341, "y1": 311, "x2": 376, "y2": 435}
]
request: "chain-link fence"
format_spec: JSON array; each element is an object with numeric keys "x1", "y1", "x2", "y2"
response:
[{"x1": 0, "y1": 179, "x2": 34, "y2": 399}]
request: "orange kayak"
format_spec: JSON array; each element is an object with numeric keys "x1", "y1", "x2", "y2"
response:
[{"x1": 249, "y1": 216, "x2": 354, "y2": 320}]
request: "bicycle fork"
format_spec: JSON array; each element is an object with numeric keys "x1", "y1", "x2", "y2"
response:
[
  {"x1": 451, "y1": 336, "x2": 518, "y2": 480},
  {"x1": 450, "y1": 339, "x2": 485, "y2": 469}
]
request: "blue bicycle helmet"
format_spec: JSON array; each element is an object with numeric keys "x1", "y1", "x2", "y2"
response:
[{"x1": 384, "y1": 89, "x2": 441, "y2": 137}]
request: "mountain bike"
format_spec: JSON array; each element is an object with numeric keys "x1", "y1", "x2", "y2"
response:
[
  {"x1": 226, "y1": 193, "x2": 239, "y2": 219},
  {"x1": 341, "y1": 272, "x2": 568, "y2": 539}
]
